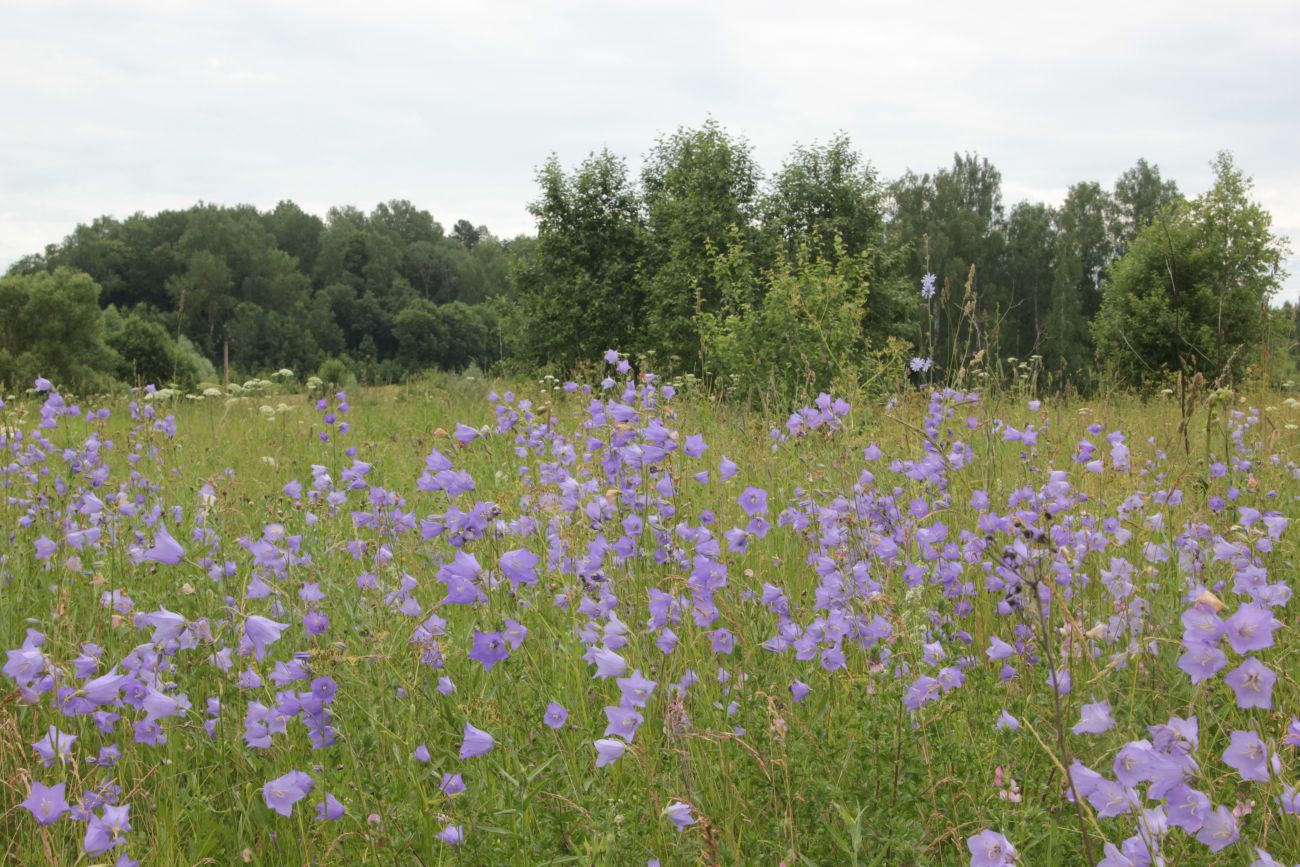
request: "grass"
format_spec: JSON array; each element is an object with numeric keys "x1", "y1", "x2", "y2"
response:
[{"x1": 1, "y1": 371, "x2": 1298, "y2": 865}]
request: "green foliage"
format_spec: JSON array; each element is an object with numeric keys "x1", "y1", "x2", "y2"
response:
[
  {"x1": 2, "y1": 135, "x2": 1290, "y2": 403},
  {"x1": 701, "y1": 236, "x2": 874, "y2": 406},
  {"x1": 263, "y1": 200, "x2": 325, "y2": 273},
  {"x1": 107, "y1": 313, "x2": 196, "y2": 388},
  {"x1": 316, "y1": 355, "x2": 355, "y2": 387},
  {"x1": 393, "y1": 299, "x2": 447, "y2": 371},
  {"x1": 394, "y1": 299, "x2": 500, "y2": 373},
  {"x1": 166, "y1": 249, "x2": 233, "y2": 345},
  {"x1": 1045, "y1": 182, "x2": 1112, "y2": 378},
  {"x1": 437, "y1": 301, "x2": 495, "y2": 371},
  {"x1": 762, "y1": 133, "x2": 886, "y2": 266},
  {"x1": 1002, "y1": 201, "x2": 1057, "y2": 365},
  {"x1": 1093, "y1": 152, "x2": 1289, "y2": 388},
  {"x1": 509, "y1": 149, "x2": 649, "y2": 366},
  {"x1": 453, "y1": 218, "x2": 483, "y2": 249},
  {"x1": 1110, "y1": 158, "x2": 1182, "y2": 254},
  {"x1": 762, "y1": 134, "x2": 917, "y2": 354},
  {"x1": 402, "y1": 239, "x2": 453, "y2": 299},
  {"x1": 176, "y1": 334, "x2": 217, "y2": 384},
  {"x1": 888, "y1": 155, "x2": 1201, "y2": 391},
  {"x1": 506, "y1": 126, "x2": 913, "y2": 388},
  {"x1": 7, "y1": 198, "x2": 511, "y2": 385},
  {"x1": 227, "y1": 301, "x2": 324, "y2": 375},
  {"x1": 450, "y1": 236, "x2": 514, "y2": 304},
  {"x1": 890, "y1": 153, "x2": 1009, "y2": 370},
  {"x1": 46, "y1": 211, "x2": 186, "y2": 310},
  {"x1": 0, "y1": 267, "x2": 118, "y2": 390},
  {"x1": 641, "y1": 119, "x2": 762, "y2": 367},
  {"x1": 1260, "y1": 302, "x2": 1300, "y2": 386}
]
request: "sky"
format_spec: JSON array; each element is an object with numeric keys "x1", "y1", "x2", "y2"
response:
[{"x1": 2, "y1": 0, "x2": 1297, "y2": 300}]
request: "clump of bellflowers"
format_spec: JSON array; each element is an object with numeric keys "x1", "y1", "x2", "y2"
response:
[{"x1": 1, "y1": 364, "x2": 1297, "y2": 864}]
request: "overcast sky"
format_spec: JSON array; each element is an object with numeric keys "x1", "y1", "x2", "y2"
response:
[{"x1": 2, "y1": 0, "x2": 1297, "y2": 300}]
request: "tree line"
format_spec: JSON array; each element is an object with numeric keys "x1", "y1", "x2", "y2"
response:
[
  {"x1": 2, "y1": 201, "x2": 516, "y2": 389},
  {"x1": 3, "y1": 120, "x2": 1294, "y2": 397}
]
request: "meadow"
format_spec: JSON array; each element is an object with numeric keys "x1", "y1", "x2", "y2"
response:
[{"x1": 1, "y1": 357, "x2": 1298, "y2": 866}]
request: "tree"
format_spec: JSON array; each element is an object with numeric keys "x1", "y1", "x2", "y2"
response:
[
  {"x1": 393, "y1": 299, "x2": 448, "y2": 371},
  {"x1": 509, "y1": 150, "x2": 648, "y2": 366},
  {"x1": 453, "y1": 219, "x2": 482, "y2": 250},
  {"x1": 306, "y1": 291, "x2": 347, "y2": 359},
  {"x1": 1262, "y1": 302, "x2": 1300, "y2": 385},
  {"x1": 227, "y1": 301, "x2": 323, "y2": 375},
  {"x1": 437, "y1": 302, "x2": 491, "y2": 371},
  {"x1": 889, "y1": 153, "x2": 1008, "y2": 368},
  {"x1": 167, "y1": 250, "x2": 234, "y2": 348},
  {"x1": 313, "y1": 206, "x2": 366, "y2": 287},
  {"x1": 263, "y1": 200, "x2": 325, "y2": 274},
  {"x1": 762, "y1": 133, "x2": 886, "y2": 265},
  {"x1": 1046, "y1": 182, "x2": 1113, "y2": 378},
  {"x1": 1093, "y1": 152, "x2": 1289, "y2": 388},
  {"x1": 44, "y1": 211, "x2": 185, "y2": 311},
  {"x1": 4, "y1": 197, "x2": 506, "y2": 380},
  {"x1": 242, "y1": 248, "x2": 312, "y2": 314},
  {"x1": 108, "y1": 313, "x2": 195, "y2": 388},
  {"x1": 1110, "y1": 159, "x2": 1181, "y2": 254},
  {"x1": 700, "y1": 237, "x2": 872, "y2": 407},
  {"x1": 0, "y1": 268, "x2": 118, "y2": 390},
  {"x1": 451, "y1": 237, "x2": 512, "y2": 304},
  {"x1": 1003, "y1": 201, "x2": 1057, "y2": 362},
  {"x1": 371, "y1": 200, "x2": 443, "y2": 247},
  {"x1": 1055, "y1": 183, "x2": 1113, "y2": 323},
  {"x1": 641, "y1": 119, "x2": 762, "y2": 367},
  {"x1": 403, "y1": 240, "x2": 455, "y2": 299}
]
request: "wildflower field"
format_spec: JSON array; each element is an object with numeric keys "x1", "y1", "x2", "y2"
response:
[{"x1": 2, "y1": 357, "x2": 1299, "y2": 866}]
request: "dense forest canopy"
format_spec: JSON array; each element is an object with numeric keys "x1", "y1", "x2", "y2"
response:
[
  {"x1": 3, "y1": 122, "x2": 1294, "y2": 397},
  {"x1": 3, "y1": 199, "x2": 515, "y2": 389}
]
